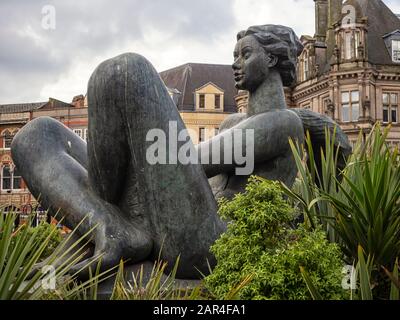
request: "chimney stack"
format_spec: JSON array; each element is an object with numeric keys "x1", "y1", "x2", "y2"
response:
[
  {"x1": 314, "y1": 0, "x2": 328, "y2": 43},
  {"x1": 326, "y1": 0, "x2": 343, "y2": 63},
  {"x1": 328, "y1": 0, "x2": 342, "y2": 28},
  {"x1": 72, "y1": 95, "x2": 85, "y2": 108}
]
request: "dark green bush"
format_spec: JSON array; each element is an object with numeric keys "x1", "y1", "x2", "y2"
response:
[
  {"x1": 30, "y1": 222, "x2": 63, "y2": 259},
  {"x1": 11, "y1": 221, "x2": 62, "y2": 260},
  {"x1": 205, "y1": 176, "x2": 346, "y2": 300}
]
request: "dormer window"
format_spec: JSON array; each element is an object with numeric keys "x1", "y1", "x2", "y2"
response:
[
  {"x1": 199, "y1": 94, "x2": 205, "y2": 109},
  {"x1": 195, "y1": 82, "x2": 224, "y2": 111},
  {"x1": 392, "y1": 40, "x2": 400, "y2": 63},
  {"x1": 383, "y1": 30, "x2": 400, "y2": 63}
]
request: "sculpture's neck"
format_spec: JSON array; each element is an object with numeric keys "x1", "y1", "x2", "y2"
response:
[{"x1": 247, "y1": 71, "x2": 287, "y2": 116}]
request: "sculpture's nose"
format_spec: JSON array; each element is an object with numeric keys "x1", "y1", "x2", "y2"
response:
[{"x1": 232, "y1": 58, "x2": 240, "y2": 71}]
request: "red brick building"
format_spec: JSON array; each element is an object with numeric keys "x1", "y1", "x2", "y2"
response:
[{"x1": 0, "y1": 96, "x2": 88, "y2": 223}]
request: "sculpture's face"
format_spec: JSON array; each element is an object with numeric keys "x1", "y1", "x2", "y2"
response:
[{"x1": 232, "y1": 35, "x2": 272, "y2": 92}]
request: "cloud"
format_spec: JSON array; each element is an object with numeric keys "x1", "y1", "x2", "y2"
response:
[
  {"x1": 233, "y1": 0, "x2": 315, "y2": 37},
  {"x1": 386, "y1": 0, "x2": 400, "y2": 13},
  {"x1": 1, "y1": 0, "x2": 398, "y2": 104},
  {"x1": 0, "y1": 0, "x2": 236, "y2": 103}
]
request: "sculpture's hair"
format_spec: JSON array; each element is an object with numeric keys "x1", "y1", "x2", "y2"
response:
[
  {"x1": 237, "y1": 25, "x2": 303, "y2": 87},
  {"x1": 291, "y1": 108, "x2": 353, "y2": 179}
]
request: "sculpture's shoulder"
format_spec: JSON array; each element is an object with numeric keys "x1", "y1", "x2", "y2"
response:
[
  {"x1": 219, "y1": 113, "x2": 247, "y2": 131},
  {"x1": 253, "y1": 109, "x2": 303, "y2": 130}
]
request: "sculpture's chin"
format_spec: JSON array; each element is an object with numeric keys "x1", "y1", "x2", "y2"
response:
[{"x1": 235, "y1": 83, "x2": 245, "y2": 90}]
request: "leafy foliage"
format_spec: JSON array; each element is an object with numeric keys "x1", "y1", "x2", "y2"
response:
[
  {"x1": 282, "y1": 124, "x2": 400, "y2": 299},
  {"x1": 205, "y1": 177, "x2": 345, "y2": 300},
  {"x1": 303, "y1": 246, "x2": 400, "y2": 301},
  {"x1": 0, "y1": 211, "x2": 110, "y2": 300},
  {"x1": 110, "y1": 258, "x2": 206, "y2": 300},
  {"x1": 11, "y1": 222, "x2": 62, "y2": 260}
]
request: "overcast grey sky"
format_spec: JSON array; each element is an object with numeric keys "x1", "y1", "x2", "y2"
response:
[{"x1": 1, "y1": 0, "x2": 399, "y2": 104}]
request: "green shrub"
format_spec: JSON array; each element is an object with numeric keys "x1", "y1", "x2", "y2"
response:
[
  {"x1": 205, "y1": 176, "x2": 346, "y2": 300},
  {"x1": 28, "y1": 222, "x2": 63, "y2": 259},
  {"x1": 9, "y1": 222, "x2": 62, "y2": 261},
  {"x1": 283, "y1": 124, "x2": 400, "y2": 299}
]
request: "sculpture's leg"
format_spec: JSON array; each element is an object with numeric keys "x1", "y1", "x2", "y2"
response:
[
  {"x1": 11, "y1": 117, "x2": 153, "y2": 275},
  {"x1": 88, "y1": 53, "x2": 226, "y2": 278}
]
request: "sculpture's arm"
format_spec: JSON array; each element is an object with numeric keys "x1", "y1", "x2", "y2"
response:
[{"x1": 197, "y1": 110, "x2": 304, "y2": 178}]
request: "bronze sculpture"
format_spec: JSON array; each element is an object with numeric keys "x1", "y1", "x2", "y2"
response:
[{"x1": 11, "y1": 25, "x2": 351, "y2": 279}]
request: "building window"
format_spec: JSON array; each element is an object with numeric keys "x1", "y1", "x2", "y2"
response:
[
  {"x1": 341, "y1": 91, "x2": 360, "y2": 122},
  {"x1": 2, "y1": 129, "x2": 18, "y2": 149},
  {"x1": 12, "y1": 167, "x2": 22, "y2": 189},
  {"x1": 1, "y1": 165, "x2": 21, "y2": 191},
  {"x1": 388, "y1": 141, "x2": 400, "y2": 151},
  {"x1": 215, "y1": 95, "x2": 221, "y2": 109},
  {"x1": 344, "y1": 32, "x2": 352, "y2": 60},
  {"x1": 383, "y1": 93, "x2": 398, "y2": 123},
  {"x1": 199, "y1": 127, "x2": 205, "y2": 143},
  {"x1": 2, "y1": 166, "x2": 11, "y2": 190},
  {"x1": 302, "y1": 51, "x2": 309, "y2": 81},
  {"x1": 355, "y1": 31, "x2": 361, "y2": 59},
  {"x1": 199, "y1": 94, "x2": 205, "y2": 109},
  {"x1": 73, "y1": 128, "x2": 88, "y2": 141},
  {"x1": 3, "y1": 131, "x2": 13, "y2": 149},
  {"x1": 73, "y1": 129, "x2": 83, "y2": 139},
  {"x1": 214, "y1": 128, "x2": 220, "y2": 136},
  {"x1": 392, "y1": 40, "x2": 400, "y2": 63}
]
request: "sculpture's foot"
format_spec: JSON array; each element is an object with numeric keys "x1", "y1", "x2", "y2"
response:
[{"x1": 68, "y1": 207, "x2": 154, "y2": 280}]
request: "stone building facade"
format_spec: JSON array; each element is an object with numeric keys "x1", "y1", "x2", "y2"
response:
[
  {"x1": 0, "y1": 64, "x2": 236, "y2": 214},
  {"x1": 237, "y1": 0, "x2": 400, "y2": 148}
]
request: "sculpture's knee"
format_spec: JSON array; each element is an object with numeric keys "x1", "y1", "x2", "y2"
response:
[
  {"x1": 88, "y1": 53, "x2": 165, "y2": 111},
  {"x1": 12, "y1": 117, "x2": 59, "y2": 156},
  {"x1": 90, "y1": 52, "x2": 158, "y2": 88},
  {"x1": 11, "y1": 116, "x2": 78, "y2": 172}
]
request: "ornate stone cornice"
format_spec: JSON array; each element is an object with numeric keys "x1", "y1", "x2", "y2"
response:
[
  {"x1": 376, "y1": 73, "x2": 400, "y2": 81},
  {"x1": 292, "y1": 80, "x2": 329, "y2": 100},
  {"x1": 182, "y1": 120, "x2": 223, "y2": 126}
]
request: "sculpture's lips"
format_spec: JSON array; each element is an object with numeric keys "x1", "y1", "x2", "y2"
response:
[{"x1": 234, "y1": 73, "x2": 244, "y2": 81}]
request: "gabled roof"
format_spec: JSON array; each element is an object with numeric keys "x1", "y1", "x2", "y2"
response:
[
  {"x1": 39, "y1": 98, "x2": 75, "y2": 110},
  {"x1": 159, "y1": 63, "x2": 237, "y2": 113},
  {"x1": 383, "y1": 29, "x2": 400, "y2": 38},
  {"x1": 195, "y1": 81, "x2": 225, "y2": 93},
  {"x1": 0, "y1": 98, "x2": 75, "y2": 114},
  {"x1": 343, "y1": 0, "x2": 400, "y2": 65},
  {"x1": 0, "y1": 102, "x2": 47, "y2": 114}
]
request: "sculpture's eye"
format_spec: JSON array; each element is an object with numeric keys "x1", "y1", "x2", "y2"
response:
[{"x1": 243, "y1": 51, "x2": 251, "y2": 60}]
